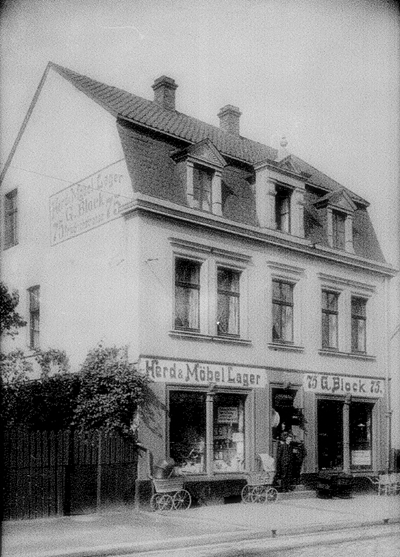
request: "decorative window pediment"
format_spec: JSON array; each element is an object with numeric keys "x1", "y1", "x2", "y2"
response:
[
  {"x1": 313, "y1": 188, "x2": 357, "y2": 214},
  {"x1": 172, "y1": 139, "x2": 227, "y2": 170},
  {"x1": 276, "y1": 155, "x2": 302, "y2": 175}
]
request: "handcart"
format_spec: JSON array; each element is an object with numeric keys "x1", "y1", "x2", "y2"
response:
[
  {"x1": 149, "y1": 459, "x2": 192, "y2": 511},
  {"x1": 241, "y1": 453, "x2": 278, "y2": 504}
]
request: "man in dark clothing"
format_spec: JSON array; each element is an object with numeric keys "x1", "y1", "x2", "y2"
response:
[{"x1": 276, "y1": 433, "x2": 296, "y2": 492}]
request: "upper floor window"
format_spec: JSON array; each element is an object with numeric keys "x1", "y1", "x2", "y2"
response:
[
  {"x1": 193, "y1": 166, "x2": 213, "y2": 212},
  {"x1": 4, "y1": 189, "x2": 18, "y2": 248},
  {"x1": 29, "y1": 286, "x2": 40, "y2": 350},
  {"x1": 351, "y1": 297, "x2": 367, "y2": 353},
  {"x1": 322, "y1": 290, "x2": 339, "y2": 349},
  {"x1": 174, "y1": 259, "x2": 200, "y2": 330},
  {"x1": 272, "y1": 280, "x2": 294, "y2": 343},
  {"x1": 332, "y1": 210, "x2": 346, "y2": 250},
  {"x1": 275, "y1": 185, "x2": 291, "y2": 233},
  {"x1": 217, "y1": 268, "x2": 240, "y2": 336}
]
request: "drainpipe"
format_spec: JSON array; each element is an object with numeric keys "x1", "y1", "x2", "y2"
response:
[{"x1": 385, "y1": 277, "x2": 392, "y2": 473}]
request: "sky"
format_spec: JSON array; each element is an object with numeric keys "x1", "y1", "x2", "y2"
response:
[
  {"x1": 0, "y1": 0, "x2": 399, "y2": 268},
  {"x1": 0, "y1": 1, "x2": 399, "y2": 291},
  {"x1": 0, "y1": 0, "x2": 400, "y2": 443}
]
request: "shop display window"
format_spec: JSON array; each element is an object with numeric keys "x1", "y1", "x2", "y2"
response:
[
  {"x1": 317, "y1": 399, "x2": 344, "y2": 470},
  {"x1": 350, "y1": 402, "x2": 373, "y2": 468},
  {"x1": 169, "y1": 391, "x2": 206, "y2": 474},
  {"x1": 169, "y1": 390, "x2": 246, "y2": 475},
  {"x1": 213, "y1": 393, "x2": 245, "y2": 473}
]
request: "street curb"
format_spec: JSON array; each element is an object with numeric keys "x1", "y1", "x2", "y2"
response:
[{"x1": 28, "y1": 516, "x2": 400, "y2": 557}]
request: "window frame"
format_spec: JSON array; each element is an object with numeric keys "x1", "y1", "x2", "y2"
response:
[
  {"x1": 321, "y1": 290, "x2": 339, "y2": 350},
  {"x1": 275, "y1": 185, "x2": 291, "y2": 233},
  {"x1": 351, "y1": 296, "x2": 367, "y2": 354},
  {"x1": 332, "y1": 210, "x2": 346, "y2": 250},
  {"x1": 216, "y1": 266, "x2": 241, "y2": 337},
  {"x1": 28, "y1": 285, "x2": 40, "y2": 350},
  {"x1": 192, "y1": 164, "x2": 213, "y2": 213},
  {"x1": 272, "y1": 279, "x2": 294, "y2": 344},
  {"x1": 174, "y1": 257, "x2": 201, "y2": 332},
  {"x1": 4, "y1": 189, "x2": 18, "y2": 249}
]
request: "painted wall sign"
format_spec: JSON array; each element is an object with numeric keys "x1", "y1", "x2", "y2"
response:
[
  {"x1": 49, "y1": 160, "x2": 132, "y2": 245},
  {"x1": 139, "y1": 358, "x2": 267, "y2": 388},
  {"x1": 303, "y1": 374, "x2": 384, "y2": 398}
]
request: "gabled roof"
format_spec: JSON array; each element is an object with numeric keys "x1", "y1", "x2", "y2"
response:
[{"x1": 49, "y1": 63, "x2": 275, "y2": 167}]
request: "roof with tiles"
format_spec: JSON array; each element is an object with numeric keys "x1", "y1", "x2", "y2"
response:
[{"x1": 50, "y1": 62, "x2": 368, "y2": 206}]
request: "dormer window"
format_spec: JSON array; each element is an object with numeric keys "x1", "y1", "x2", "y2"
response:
[
  {"x1": 313, "y1": 188, "x2": 357, "y2": 254},
  {"x1": 193, "y1": 165, "x2": 213, "y2": 212},
  {"x1": 332, "y1": 210, "x2": 346, "y2": 250},
  {"x1": 275, "y1": 185, "x2": 291, "y2": 233},
  {"x1": 172, "y1": 139, "x2": 226, "y2": 217}
]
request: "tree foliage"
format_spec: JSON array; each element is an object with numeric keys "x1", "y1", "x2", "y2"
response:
[
  {"x1": 0, "y1": 345, "x2": 150, "y2": 437},
  {"x1": 0, "y1": 282, "x2": 27, "y2": 336},
  {"x1": 73, "y1": 346, "x2": 150, "y2": 436}
]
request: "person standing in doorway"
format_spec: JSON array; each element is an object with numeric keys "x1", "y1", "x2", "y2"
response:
[{"x1": 276, "y1": 432, "x2": 296, "y2": 492}]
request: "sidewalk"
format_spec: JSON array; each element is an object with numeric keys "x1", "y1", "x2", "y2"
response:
[{"x1": 2, "y1": 494, "x2": 400, "y2": 557}]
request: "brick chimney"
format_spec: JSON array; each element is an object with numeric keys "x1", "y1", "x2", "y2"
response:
[
  {"x1": 218, "y1": 105, "x2": 242, "y2": 135},
  {"x1": 152, "y1": 76, "x2": 178, "y2": 111}
]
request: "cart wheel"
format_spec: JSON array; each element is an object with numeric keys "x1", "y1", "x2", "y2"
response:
[
  {"x1": 173, "y1": 489, "x2": 192, "y2": 510},
  {"x1": 266, "y1": 487, "x2": 278, "y2": 503},
  {"x1": 241, "y1": 484, "x2": 253, "y2": 503},
  {"x1": 251, "y1": 485, "x2": 268, "y2": 503},
  {"x1": 156, "y1": 493, "x2": 174, "y2": 511},
  {"x1": 150, "y1": 493, "x2": 160, "y2": 512}
]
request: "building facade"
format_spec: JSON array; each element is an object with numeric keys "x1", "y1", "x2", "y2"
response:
[{"x1": 1, "y1": 63, "x2": 396, "y2": 500}]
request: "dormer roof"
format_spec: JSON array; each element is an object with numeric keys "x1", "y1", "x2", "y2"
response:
[
  {"x1": 171, "y1": 139, "x2": 227, "y2": 169},
  {"x1": 313, "y1": 188, "x2": 358, "y2": 213}
]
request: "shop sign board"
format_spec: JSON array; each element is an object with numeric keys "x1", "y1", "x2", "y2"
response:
[
  {"x1": 139, "y1": 358, "x2": 267, "y2": 388},
  {"x1": 49, "y1": 160, "x2": 131, "y2": 245},
  {"x1": 218, "y1": 407, "x2": 239, "y2": 423},
  {"x1": 303, "y1": 373, "x2": 384, "y2": 398},
  {"x1": 351, "y1": 450, "x2": 372, "y2": 466}
]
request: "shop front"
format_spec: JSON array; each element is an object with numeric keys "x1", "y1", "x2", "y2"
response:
[
  {"x1": 304, "y1": 373, "x2": 385, "y2": 475},
  {"x1": 137, "y1": 358, "x2": 269, "y2": 503}
]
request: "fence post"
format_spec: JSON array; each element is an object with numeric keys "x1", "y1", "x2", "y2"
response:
[
  {"x1": 97, "y1": 430, "x2": 102, "y2": 512},
  {"x1": 63, "y1": 429, "x2": 73, "y2": 516}
]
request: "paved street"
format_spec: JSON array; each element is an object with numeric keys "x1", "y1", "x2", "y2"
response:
[{"x1": 127, "y1": 524, "x2": 400, "y2": 557}]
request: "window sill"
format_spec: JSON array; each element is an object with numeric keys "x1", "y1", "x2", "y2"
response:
[
  {"x1": 169, "y1": 330, "x2": 252, "y2": 345},
  {"x1": 268, "y1": 342, "x2": 304, "y2": 353},
  {"x1": 319, "y1": 350, "x2": 376, "y2": 361}
]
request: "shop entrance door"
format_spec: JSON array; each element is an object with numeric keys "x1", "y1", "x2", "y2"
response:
[{"x1": 317, "y1": 399, "x2": 343, "y2": 470}]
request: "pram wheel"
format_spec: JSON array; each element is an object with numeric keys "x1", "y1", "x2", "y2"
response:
[
  {"x1": 150, "y1": 493, "x2": 173, "y2": 511},
  {"x1": 266, "y1": 487, "x2": 278, "y2": 502},
  {"x1": 172, "y1": 489, "x2": 192, "y2": 510},
  {"x1": 241, "y1": 484, "x2": 253, "y2": 503},
  {"x1": 251, "y1": 485, "x2": 268, "y2": 503}
]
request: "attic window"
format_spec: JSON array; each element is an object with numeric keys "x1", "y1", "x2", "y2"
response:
[
  {"x1": 193, "y1": 166, "x2": 213, "y2": 212},
  {"x1": 172, "y1": 139, "x2": 226, "y2": 217},
  {"x1": 275, "y1": 185, "x2": 292, "y2": 233},
  {"x1": 332, "y1": 210, "x2": 346, "y2": 250}
]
